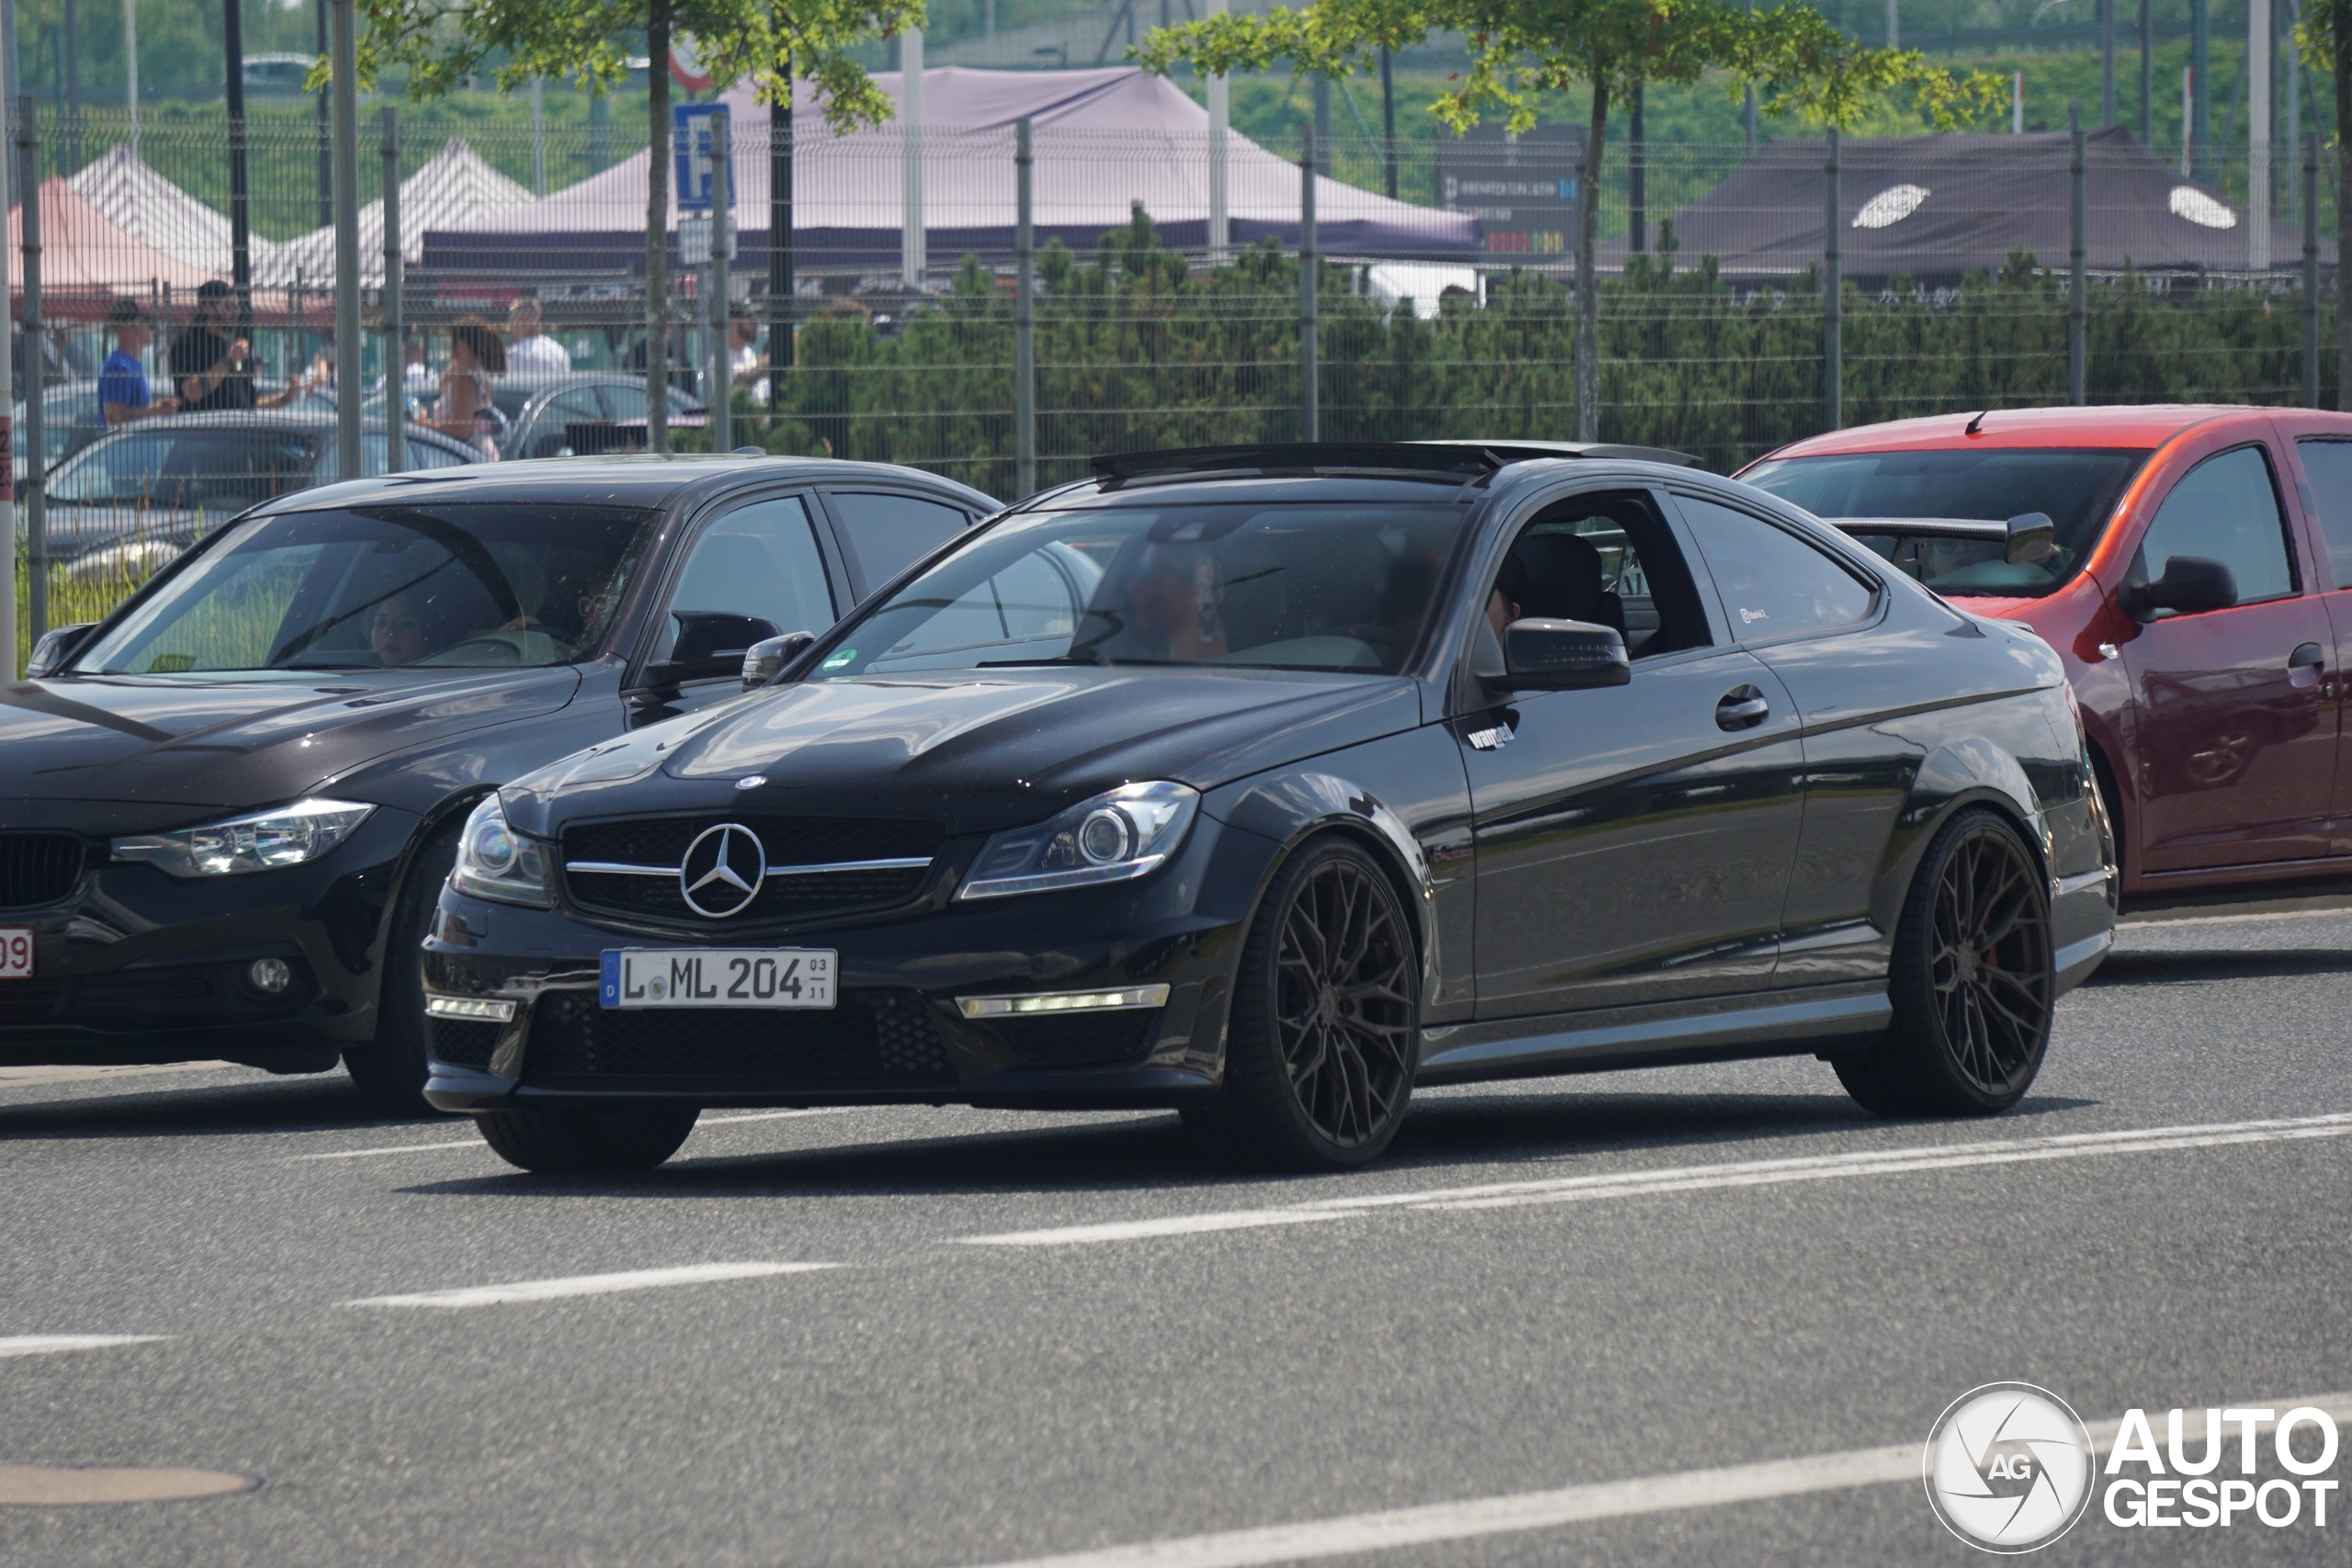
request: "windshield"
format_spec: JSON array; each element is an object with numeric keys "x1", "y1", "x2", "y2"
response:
[
  {"x1": 1742, "y1": 447, "x2": 2150, "y2": 598},
  {"x1": 50, "y1": 426, "x2": 469, "y2": 509},
  {"x1": 73, "y1": 502, "x2": 658, "y2": 674},
  {"x1": 819, "y1": 501, "x2": 1469, "y2": 678}
]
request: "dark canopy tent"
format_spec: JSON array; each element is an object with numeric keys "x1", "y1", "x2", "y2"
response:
[{"x1": 1601, "y1": 129, "x2": 2334, "y2": 282}]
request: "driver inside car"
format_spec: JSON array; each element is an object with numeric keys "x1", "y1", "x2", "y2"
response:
[
  {"x1": 1125, "y1": 544, "x2": 1229, "y2": 661},
  {"x1": 369, "y1": 593, "x2": 435, "y2": 666}
]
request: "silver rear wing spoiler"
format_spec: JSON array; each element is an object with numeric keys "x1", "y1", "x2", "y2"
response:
[{"x1": 1828, "y1": 512, "x2": 2056, "y2": 565}]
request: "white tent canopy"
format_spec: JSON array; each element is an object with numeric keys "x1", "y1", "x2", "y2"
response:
[
  {"x1": 69, "y1": 145, "x2": 280, "y2": 278},
  {"x1": 260, "y1": 139, "x2": 533, "y2": 288}
]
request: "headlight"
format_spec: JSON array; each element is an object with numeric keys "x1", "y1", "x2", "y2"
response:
[
  {"x1": 113, "y1": 798, "x2": 376, "y2": 878},
  {"x1": 448, "y1": 795, "x2": 551, "y2": 908},
  {"x1": 956, "y1": 782, "x2": 1198, "y2": 901}
]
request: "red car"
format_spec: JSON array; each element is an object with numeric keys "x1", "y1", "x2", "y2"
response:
[{"x1": 1741, "y1": 405, "x2": 2352, "y2": 911}]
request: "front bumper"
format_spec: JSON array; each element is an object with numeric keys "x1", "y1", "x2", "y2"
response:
[
  {"x1": 0, "y1": 805, "x2": 421, "y2": 1069},
  {"x1": 421, "y1": 811, "x2": 1278, "y2": 1113}
]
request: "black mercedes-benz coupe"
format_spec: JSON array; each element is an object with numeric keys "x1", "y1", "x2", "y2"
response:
[
  {"x1": 423, "y1": 442, "x2": 2118, "y2": 1174},
  {"x1": 0, "y1": 456, "x2": 996, "y2": 1108}
]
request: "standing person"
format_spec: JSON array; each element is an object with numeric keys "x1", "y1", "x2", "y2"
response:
[
  {"x1": 423, "y1": 315, "x2": 507, "y2": 457},
  {"x1": 505, "y1": 298, "x2": 571, "y2": 376},
  {"x1": 727, "y1": 304, "x2": 771, "y2": 403},
  {"x1": 170, "y1": 280, "x2": 308, "y2": 412},
  {"x1": 99, "y1": 298, "x2": 178, "y2": 428},
  {"x1": 403, "y1": 338, "x2": 434, "y2": 391}
]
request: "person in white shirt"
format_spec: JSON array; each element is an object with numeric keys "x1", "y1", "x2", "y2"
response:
[
  {"x1": 728, "y1": 305, "x2": 771, "y2": 405},
  {"x1": 505, "y1": 298, "x2": 571, "y2": 376}
]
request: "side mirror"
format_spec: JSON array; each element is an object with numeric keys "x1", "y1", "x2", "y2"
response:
[
  {"x1": 642, "y1": 610, "x2": 782, "y2": 689},
  {"x1": 25, "y1": 622, "x2": 98, "y2": 678},
  {"x1": 2120, "y1": 555, "x2": 2237, "y2": 623},
  {"x1": 1493, "y1": 618, "x2": 1631, "y2": 692},
  {"x1": 741, "y1": 629, "x2": 816, "y2": 690},
  {"x1": 2004, "y1": 512, "x2": 2057, "y2": 566}
]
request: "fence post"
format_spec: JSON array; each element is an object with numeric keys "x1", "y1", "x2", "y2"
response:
[
  {"x1": 770, "y1": 47, "x2": 795, "y2": 400},
  {"x1": 17, "y1": 97, "x2": 40, "y2": 643},
  {"x1": 2306, "y1": 130, "x2": 2321, "y2": 408},
  {"x1": 1014, "y1": 117, "x2": 1035, "y2": 498},
  {"x1": 901, "y1": 28, "x2": 925, "y2": 291},
  {"x1": 710, "y1": 108, "x2": 733, "y2": 455},
  {"x1": 381, "y1": 107, "x2": 404, "y2": 474},
  {"x1": 1206, "y1": 0, "x2": 1228, "y2": 261},
  {"x1": 1300, "y1": 125, "x2": 1318, "y2": 443},
  {"x1": 0, "y1": 94, "x2": 11, "y2": 677},
  {"x1": 224, "y1": 0, "x2": 253, "y2": 337},
  {"x1": 332, "y1": 0, "x2": 362, "y2": 480},
  {"x1": 2070, "y1": 103, "x2": 2086, "y2": 406},
  {"x1": 1823, "y1": 128, "x2": 1839, "y2": 434}
]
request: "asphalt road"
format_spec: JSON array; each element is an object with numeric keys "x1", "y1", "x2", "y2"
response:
[{"x1": 4, "y1": 910, "x2": 2349, "y2": 1566}]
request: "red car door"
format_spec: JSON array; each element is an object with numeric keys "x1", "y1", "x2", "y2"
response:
[
  {"x1": 2116, "y1": 439, "x2": 2338, "y2": 873},
  {"x1": 2277, "y1": 423, "x2": 2352, "y2": 852}
]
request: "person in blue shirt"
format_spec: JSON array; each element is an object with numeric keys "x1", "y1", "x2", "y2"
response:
[{"x1": 99, "y1": 297, "x2": 178, "y2": 428}]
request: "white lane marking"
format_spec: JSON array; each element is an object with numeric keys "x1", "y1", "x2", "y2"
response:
[
  {"x1": 289, "y1": 1138, "x2": 487, "y2": 1162},
  {"x1": 345, "y1": 1261, "x2": 837, "y2": 1309},
  {"x1": 958, "y1": 1393, "x2": 2352, "y2": 1568},
  {"x1": 0, "y1": 1061, "x2": 236, "y2": 1089},
  {"x1": 963, "y1": 1111, "x2": 2352, "y2": 1246},
  {"x1": 698, "y1": 1108, "x2": 863, "y2": 1126},
  {"x1": 0, "y1": 1335, "x2": 169, "y2": 1359},
  {"x1": 965, "y1": 1210, "x2": 1351, "y2": 1247}
]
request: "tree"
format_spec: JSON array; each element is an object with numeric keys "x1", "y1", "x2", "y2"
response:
[
  {"x1": 2296, "y1": 0, "x2": 2350, "y2": 407},
  {"x1": 1137, "y1": 0, "x2": 2002, "y2": 439},
  {"x1": 351, "y1": 0, "x2": 915, "y2": 448}
]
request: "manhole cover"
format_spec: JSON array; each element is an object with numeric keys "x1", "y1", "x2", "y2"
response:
[{"x1": 0, "y1": 1464, "x2": 260, "y2": 1505}]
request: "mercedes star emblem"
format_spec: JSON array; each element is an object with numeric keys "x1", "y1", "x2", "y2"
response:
[{"x1": 679, "y1": 823, "x2": 766, "y2": 919}]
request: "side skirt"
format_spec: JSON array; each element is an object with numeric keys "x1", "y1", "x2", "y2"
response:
[{"x1": 1416, "y1": 984, "x2": 1890, "y2": 1086}]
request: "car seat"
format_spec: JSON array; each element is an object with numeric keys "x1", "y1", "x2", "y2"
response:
[{"x1": 1509, "y1": 531, "x2": 1628, "y2": 638}]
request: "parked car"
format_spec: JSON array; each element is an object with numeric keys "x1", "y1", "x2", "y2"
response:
[
  {"x1": 419, "y1": 441, "x2": 2115, "y2": 1175},
  {"x1": 35, "y1": 412, "x2": 484, "y2": 568},
  {"x1": 1741, "y1": 405, "x2": 2352, "y2": 913},
  {"x1": 12, "y1": 378, "x2": 109, "y2": 490},
  {"x1": 491, "y1": 373, "x2": 708, "y2": 460},
  {"x1": 0, "y1": 456, "x2": 998, "y2": 1110}
]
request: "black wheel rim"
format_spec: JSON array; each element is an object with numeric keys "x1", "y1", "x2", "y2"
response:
[
  {"x1": 1273, "y1": 858, "x2": 1415, "y2": 1147},
  {"x1": 1930, "y1": 827, "x2": 2052, "y2": 1096}
]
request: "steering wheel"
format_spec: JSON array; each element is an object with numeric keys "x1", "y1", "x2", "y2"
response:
[{"x1": 421, "y1": 635, "x2": 527, "y2": 666}]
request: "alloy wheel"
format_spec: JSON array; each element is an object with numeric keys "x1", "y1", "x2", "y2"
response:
[
  {"x1": 1272, "y1": 857, "x2": 1416, "y2": 1147},
  {"x1": 1928, "y1": 825, "x2": 2052, "y2": 1097}
]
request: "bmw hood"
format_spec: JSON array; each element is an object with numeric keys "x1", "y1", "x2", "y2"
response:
[
  {"x1": 0, "y1": 667, "x2": 582, "y2": 818},
  {"x1": 505, "y1": 670, "x2": 1422, "y2": 838}
]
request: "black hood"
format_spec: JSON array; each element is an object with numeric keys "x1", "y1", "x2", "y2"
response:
[
  {"x1": 503, "y1": 670, "x2": 1422, "y2": 839},
  {"x1": 0, "y1": 667, "x2": 582, "y2": 824}
]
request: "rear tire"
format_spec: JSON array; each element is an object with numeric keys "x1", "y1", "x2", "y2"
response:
[
  {"x1": 344, "y1": 818, "x2": 463, "y2": 1116},
  {"x1": 1194, "y1": 837, "x2": 1419, "y2": 1170},
  {"x1": 476, "y1": 1105, "x2": 701, "y2": 1174},
  {"x1": 1835, "y1": 807, "x2": 2053, "y2": 1118}
]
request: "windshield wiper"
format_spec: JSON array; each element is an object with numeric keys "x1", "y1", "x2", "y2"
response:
[{"x1": 269, "y1": 660, "x2": 378, "y2": 671}]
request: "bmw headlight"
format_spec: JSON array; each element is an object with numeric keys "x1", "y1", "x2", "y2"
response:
[
  {"x1": 957, "y1": 782, "x2": 1198, "y2": 901},
  {"x1": 448, "y1": 795, "x2": 551, "y2": 908},
  {"x1": 113, "y1": 797, "x2": 376, "y2": 878}
]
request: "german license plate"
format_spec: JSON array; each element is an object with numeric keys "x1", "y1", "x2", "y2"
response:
[
  {"x1": 0, "y1": 928, "x2": 29, "y2": 978},
  {"x1": 599, "y1": 948, "x2": 834, "y2": 1010}
]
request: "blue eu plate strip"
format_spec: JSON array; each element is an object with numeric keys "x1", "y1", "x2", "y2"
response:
[{"x1": 600, "y1": 951, "x2": 620, "y2": 1008}]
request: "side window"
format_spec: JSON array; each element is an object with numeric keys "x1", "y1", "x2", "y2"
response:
[
  {"x1": 599, "y1": 382, "x2": 648, "y2": 423},
  {"x1": 1497, "y1": 491, "x2": 1712, "y2": 659},
  {"x1": 2136, "y1": 445, "x2": 2295, "y2": 603},
  {"x1": 1678, "y1": 495, "x2": 1877, "y2": 639},
  {"x1": 526, "y1": 388, "x2": 607, "y2": 459},
  {"x1": 830, "y1": 491, "x2": 971, "y2": 589},
  {"x1": 2292, "y1": 438, "x2": 2352, "y2": 590},
  {"x1": 650, "y1": 495, "x2": 836, "y2": 665}
]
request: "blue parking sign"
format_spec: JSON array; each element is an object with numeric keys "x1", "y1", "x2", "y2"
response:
[{"x1": 673, "y1": 103, "x2": 728, "y2": 211}]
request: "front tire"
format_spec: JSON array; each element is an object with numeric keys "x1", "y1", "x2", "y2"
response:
[
  {"x1": 344, "y1": 818, "x2": 462, "y2": 1116},
  {"x1": 476, "y1": 1105, "x2": 701, "y2": 1174},
  {"x1": 1194, "y1": 837, "x2": 1419, "y2": 1170},
  {"x1": 1835, "y1": 807, "x2": 2054, "y2": 1118}
]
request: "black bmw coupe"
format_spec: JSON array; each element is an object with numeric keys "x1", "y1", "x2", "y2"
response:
[
  {"x1": 0, "y1": 456, "x2": 995, "y2": 1107},
  {"x1": 423, "y1": 442, "x2": 2117, "y2": 1173}
]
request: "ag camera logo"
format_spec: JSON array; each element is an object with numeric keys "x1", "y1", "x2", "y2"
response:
[{"x1": 1923, "y1": 1382, "x2": 2096, "y2": 1552}]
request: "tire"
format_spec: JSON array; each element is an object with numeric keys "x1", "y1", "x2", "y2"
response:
[
  {"x1": 1193, "y1": 836, "x2": 1420, "y2": 1170},
  {"x1": 475, "y1": 1105, "x2": 701, "y2": 1175},
  {"x1": 1835, "y1": 807, "x2": 2054, "y2": 1118},
  {"x1": 343, "y1": 818, "x2": 463, "y2": 1116}
]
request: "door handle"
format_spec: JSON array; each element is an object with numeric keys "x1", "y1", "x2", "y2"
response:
[
  {"x1": 2288, "y1": 642, "x2": 2325, "y2": 670},
  {"x1": 1715, "y1": 686, "x2": 1770, "y2": 731},
  {"x1": 2289, "y1": 641, "x2": 2326, "y2": 694}
]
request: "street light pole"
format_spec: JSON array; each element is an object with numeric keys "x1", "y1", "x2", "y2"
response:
[{"x1": 331, "y1": 0, "x2": 361, "y2": 479}]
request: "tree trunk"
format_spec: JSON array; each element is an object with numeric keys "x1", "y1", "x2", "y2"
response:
[
  {"x1": 2337, "y1": 0, "x2": 2350, "y2": 408},
  {"x1": 647, "y1": 0, "x2": 673, "y2": 452},
  {"x1": 1577, "y1": 78, "x2": 1611, "y2": 443}
]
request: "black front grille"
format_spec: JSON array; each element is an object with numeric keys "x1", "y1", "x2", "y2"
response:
[
  {"x1": 429, "y1": 1019, "x2": 503, "y2": 1068},
  {"x1": 0, "y1": 979, "x2": 65, "y2": 1027},
  {"x1": 0, "y1": 833, "x2": 84, "y2": 908},
  {"x1": 561, "y1": 815, "x2": 944, "y2": 925},
  {"x1": 967, "y1": 1010, "x2": 1159, "y2": 1067},
  {"x1": 524, "y1": 988, "x2": 954, "y2": 1085}
]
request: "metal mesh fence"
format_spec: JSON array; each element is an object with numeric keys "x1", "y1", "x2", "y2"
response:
[{"x1": 8, "y1": 98, "x2": 2344, "y2": 667}]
